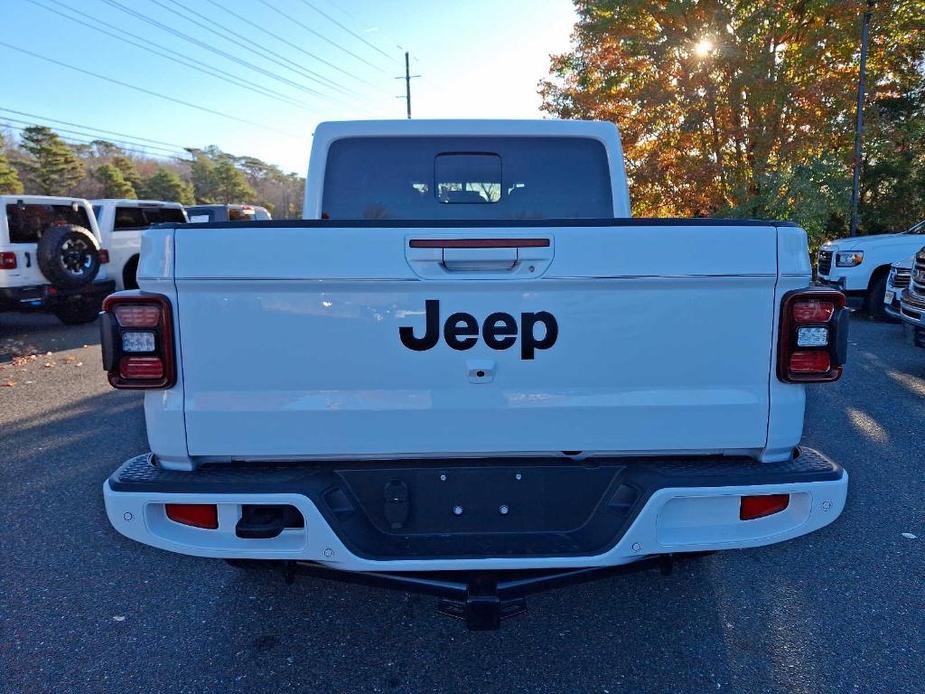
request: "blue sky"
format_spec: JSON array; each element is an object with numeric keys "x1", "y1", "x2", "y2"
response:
[{"x1": 0, "y1": 0, "x2": 577, "y2": 174}]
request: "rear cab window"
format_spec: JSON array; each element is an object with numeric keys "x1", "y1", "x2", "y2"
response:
[
  {"x1": 321, "y1": 136, "x2": 613, "y2": 220},
  {"x1": 113, "y1": 206, "x2": 187, "y2": 230},
  {"x1": 5, "y1": 202, "x2": 92, "y2": 244}
]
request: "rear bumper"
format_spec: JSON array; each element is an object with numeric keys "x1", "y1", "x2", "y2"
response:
[
  {"x1": 0, "y1": 279, "x2": 115, "y2": 311},
  {"x1": 104, "y1": 448, "x2": 848, "y2": 572}
]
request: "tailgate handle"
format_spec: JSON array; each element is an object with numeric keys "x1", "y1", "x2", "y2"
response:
[
  {"x1": 442, "y1": 247, "x2": 517, "y2": 272},
  {"x1": 406, "y1": 238, "x2": 553, "y2": 278}
]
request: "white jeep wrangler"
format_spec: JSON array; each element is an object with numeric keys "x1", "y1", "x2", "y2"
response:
[
  {"x1": 91, "y1": 199, "x2": 188, "y2": 291},
  {"x1": 1, "y1": 195, "x2": 114, "y2": 324}
]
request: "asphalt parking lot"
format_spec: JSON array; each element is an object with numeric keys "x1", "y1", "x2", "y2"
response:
[{"x1": 1, "y1": 313, "x2": 922, "y2": 693}]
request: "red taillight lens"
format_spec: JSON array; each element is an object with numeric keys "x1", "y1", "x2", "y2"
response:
[
  {"x1": 792, "y1": 300, "x2": 834, "y2": 323},
  {"x1": 113, "y1": 304, "x2": 161, "y2": 328},
  {"x1": 119, "y1": 356, "x2": 164, "y2": 380},
  {"x1": 0, "y1": 252, "x2": 16, "y2": 270},
  {"x1": 165, "y1": 504, "x2": 218, "y2": 529},
  {"x1": 99, "y1": 249, "x2": 110, "y2": 264},
  {"x1": 789, "y1": 350, "x2": 831, "y2": 373},
  {"x1": 740, "y1": 494, "x2": 790, "y2": 520},
  {"x1": 101, "y1": 293, "x2": 175, "y2": 389},
  {"x1": 778, "y1": 289, "x2": 847, "y2": 383}
]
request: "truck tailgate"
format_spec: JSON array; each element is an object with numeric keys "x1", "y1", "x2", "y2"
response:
[{"x1": 173, "y1": 223, "x2": 779, "y2": 459}]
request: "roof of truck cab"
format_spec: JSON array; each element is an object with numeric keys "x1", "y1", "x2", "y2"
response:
[
  {"x1": 92, "y1": 199, "x2": 185, "y2": 207},
  {"x1": 312, "y1": 119, "x2": 618, "y2": 140}
]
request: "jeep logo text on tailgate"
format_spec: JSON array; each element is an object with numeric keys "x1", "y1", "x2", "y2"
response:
[{"x1": 399, "y1": 299, "x2": 558, "y2": 360}]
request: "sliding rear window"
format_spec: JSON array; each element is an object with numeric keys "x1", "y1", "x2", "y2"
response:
[{"x1": 321, "y1": 136, "x2": 612, "y2": 220}]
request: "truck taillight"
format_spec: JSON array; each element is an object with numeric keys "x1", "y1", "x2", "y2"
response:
[
  {"x1": 101, "y1": 293, "x2": 176, "y2": 389},
  {"x1": 778, "y1": 289, "x2": 848, "y2": 383},
  {"x1": 0, "y1": 252, "x2": 16, "y2": 269},
  {"x1": 99, "y1": 249, "x2": 110, "y2": 264}
]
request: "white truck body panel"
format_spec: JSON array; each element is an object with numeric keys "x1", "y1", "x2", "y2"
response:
[{"x1": 165, "y1": 222, "x2": 795, "y2": 463}]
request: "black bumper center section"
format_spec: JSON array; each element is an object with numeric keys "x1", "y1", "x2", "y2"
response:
[{"x1": 109, "y1": 449, "x2": 843, "y2": 561}]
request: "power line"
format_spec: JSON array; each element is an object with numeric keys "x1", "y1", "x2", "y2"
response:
[
  {"x1": 258, "y1": 0, "x2": 388, "y2": 73},
  {"x1": 0, "y1": 40, "x2": 301, "y2": 137},
  {"x1": 1, "y1": 123, "x2": 188, "y2": 161},
  {"x1": 101, "y1": 0, "x2": 374, "y2": 99},
  {"x1": 0, "y1": 109, "x2": 190, "y2": 155},
  {"x1": 201, "y1": 0, "x2": 384, "y2": 93},
  {"x1": 28, "y1": 0, "x2": 307, "y2": 110},
  {"x1": 295, "y1": 0, "x2": 394, "y2": 61},
  {"x1": 99, "y1": 0, "x2": 333, "y2": 100},
  {"x1": 150, "y1": 0, "x2": 357, "y2": 100}
]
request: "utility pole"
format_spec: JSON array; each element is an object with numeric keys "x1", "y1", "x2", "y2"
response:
[
  {"x1": 849, "y1": 1, "x2": 875, "y2": 237},
  {"x1": 395, "y1": 52, "x2": 420, "y2": 118}
]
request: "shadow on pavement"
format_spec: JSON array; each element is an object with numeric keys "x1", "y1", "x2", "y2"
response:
[{"x1": 0, "y1": 312, "x2": 101, "y2": 362}]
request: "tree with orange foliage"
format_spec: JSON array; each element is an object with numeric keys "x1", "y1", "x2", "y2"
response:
[{"x1": 541, "y1": 1, "x2": 925, "y2": 244}]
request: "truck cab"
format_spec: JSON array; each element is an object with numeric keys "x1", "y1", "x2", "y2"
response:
[{"x1": 100, "y1": 120, "x2": 849, "y2": 628}]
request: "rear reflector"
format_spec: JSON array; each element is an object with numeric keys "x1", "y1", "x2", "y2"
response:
[
  {"x1": 113, "y1": 304, "x2": 161, "y2": 328},
  {"x1": 165, "y1": 504, "x2": 218, "y2": 529},
  {"x1": 119, "y1": 356, "x2": 164, "y2": 380},
  {"x1": 0, "y1": 252, "x2": 16, "y2": 269},
  {"x1": 409, "y1": 238, "x2": 550, "y2": 249},
  {"x1": 789, "y1": 350, "x2": 831, "y2": 373},
  {"x1": 740, "y1": 494, "x2": 790, "y2": 520}
]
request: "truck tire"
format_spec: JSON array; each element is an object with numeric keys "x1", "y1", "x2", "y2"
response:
[
  {"x1": 37, "y1": 224, "x2": 101, "y2": 289},
  {"x1": 53, "y1": 297, "x2": 103, "y2": 325},
  {"x1": 122, "y1": 256, "x2": 140, "y2": 290},
  {"x1": 866, "y1": 272, "x2": 888, "y2": 321}
]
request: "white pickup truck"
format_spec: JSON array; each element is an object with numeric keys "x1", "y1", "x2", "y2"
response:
[
  {"x1": 100, "y1": 120, "x2": 849, "y2": 629},
  {"x1": 816, "y1": 219, "x2": 925, "y2": 319}
]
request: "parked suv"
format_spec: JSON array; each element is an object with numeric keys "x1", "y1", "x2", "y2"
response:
[
  {"x1": 898, "y1": 246, "x2": 925, "y2": 348},
  {"x1": 1, "y1": 195, "x2": 113, "y2": 324},
  {"x1": 816, "y1": 219, "x2": 925, "y2": 319},
  {"x1": 186, "y1": 204, "x2": 271, "y2": 223},
  {"x1": 92, "y1": 199, "x2": 188, "y2": 290}
]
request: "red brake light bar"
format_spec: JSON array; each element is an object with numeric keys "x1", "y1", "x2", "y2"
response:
[{"x1": 409, "y1": 238, "x2": 550, "y2": 249}]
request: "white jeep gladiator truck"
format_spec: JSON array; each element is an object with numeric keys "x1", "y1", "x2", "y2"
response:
[{"x1": 101, "y1": 120, "x2": 849, "y2": 629}]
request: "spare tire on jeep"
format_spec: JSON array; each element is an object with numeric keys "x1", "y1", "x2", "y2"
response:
[{"x1": 37, "y1": 224, "x2": 100, "y2": 289}]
